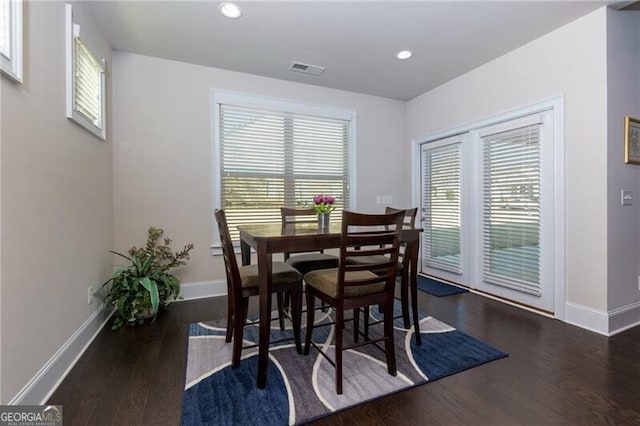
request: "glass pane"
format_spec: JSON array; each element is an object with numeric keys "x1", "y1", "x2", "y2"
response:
[
  {"x1": 74, "y1": 37, "x2": 103, "y2": 127},
  {"x1": 482, "y1": 124, "x2": 541, "y2": 289},
  {"x1": 422, "y1": 142, "x2": 461, "y2": 272}
]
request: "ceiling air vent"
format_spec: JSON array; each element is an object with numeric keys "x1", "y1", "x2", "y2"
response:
[{"x1": 289, "y1": 61, "x2": 326, "y2": 76}]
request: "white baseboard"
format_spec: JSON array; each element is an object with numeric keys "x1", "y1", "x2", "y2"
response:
[
  {"x1": 565, "y1": 302, "x2": 609, "y2": 335},
  {"x1": 8, "y1": 306, "x2": 113, "y2": 405},
  {"x1": 608, "y1": 300, "x2": 640, "y2": 336},
  {"x1": 8, "y1": 279, "x2": 226, "y2": 406},
  {"x1": 565, "y1": 300, "x2": 640, "y2": 336}
]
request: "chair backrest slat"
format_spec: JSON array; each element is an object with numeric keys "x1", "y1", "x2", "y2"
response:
[
  {"x1": 281, "y1": 207, "x2": 317, "y2": 224},
  {"x1": 215, "y1": 209, "x2": 242, "y2": 299},
  {"x1": 280, "y1": 207, "x2": 323, "y2": 259},
  {"x1": 338, "y1": 210, "x2": 404, "y2": 296},
  {"x1": 385, "y1": 206, "x2": 418, "y2": 229},
  {"x1": 384, "y1": 207, "x2": 418, "y2": 263}
]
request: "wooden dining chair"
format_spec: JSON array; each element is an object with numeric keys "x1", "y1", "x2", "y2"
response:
[
  {"x1": 280, "y1": 207, "x2": 339, "y2": 274},
  {"x1": 214, "y1": 209, "x2": 304, "y2": 367},
  {"x1": 279, "y1": 207, "x2": 339, "y2": 322},
  {"x1": 346, "y1": 207, "x2": 419, "y2": 339},
  {"x1": 303, "y1": 210, "x2": 405, "y2": 394}
]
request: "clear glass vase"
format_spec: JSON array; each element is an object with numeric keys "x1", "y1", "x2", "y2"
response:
[{"x1": 317, "y1": 212, "x2": 330, "y2": 229}]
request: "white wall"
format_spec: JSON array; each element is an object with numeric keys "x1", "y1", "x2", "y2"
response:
[
  {"x1": 111, "y1": 52, "x2": 406, "y2": 285},
  {"x1": 606, "y1": 10, "x2": 640, "y2": 314},
  {"x1": 406, "y1": 9, "x2": 609, "y2": 314},
  {"x1": 0, "y1": 1, "x2": 113, "y2": 402}
]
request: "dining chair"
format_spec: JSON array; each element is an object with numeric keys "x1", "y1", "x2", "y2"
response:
[
  {"x1": 280, "y1": 207, "x2": 339, "y2": 274},
  {"x1": 279, "y1": 207, "x2": 339, "y2": 323},
  {"x1": 303, "y1": 210, "x2": 405, "y2": 394},
  {"x1": 346, "y1": 207, "x2": 419, "y2": 339},
  {"x1": 214, "y1": 209, "x2": 304, "y2": 367}
]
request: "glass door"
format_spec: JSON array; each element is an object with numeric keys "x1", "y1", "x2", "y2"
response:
[
  {"x1": 420, "y1": 134, "x2": 468, "y2": 286},
  {"x1": 474, "y1": 112, "x2": 554, "y2": 311},
  {"x1": 419, "y1": 109, "x2": 556, "y2": 313}
]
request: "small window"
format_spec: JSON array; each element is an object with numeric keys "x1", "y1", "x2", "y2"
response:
[
  {"x1": 65, "y1": 4, "x2": 106, "y2": 139},
  {"x1": 0, "y1": 0, "x2": 23, "y2": 82}
]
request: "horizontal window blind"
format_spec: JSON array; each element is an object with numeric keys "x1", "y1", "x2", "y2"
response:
[
  {"x1": 220, "y1": 104, "x2": 350, "y2": 241},
  {"x1": 422, "y1": 141, "x2": 462, "y2": 273},
  {"x1": 482, "y1": 124, "x2": 541, "y2": 295},
  {"x1": 0, "y1": 1, "x2": 10, "y2": 59},
  {"x1": 74, "y1": 37, "x2": 103, "y2": 127}
]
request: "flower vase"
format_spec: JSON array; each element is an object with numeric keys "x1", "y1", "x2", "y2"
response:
[{"x1": 317, "y1": 212, "x2": 330, "y2": 230}]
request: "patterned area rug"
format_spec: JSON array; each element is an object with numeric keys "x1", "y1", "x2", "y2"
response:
[{"x1": 181, "y1": 302, "x2": 507, "y2": 425}]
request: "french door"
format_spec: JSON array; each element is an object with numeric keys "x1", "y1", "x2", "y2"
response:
[
  {"x1": 420, "y1": 134, "x2": 470, "y2": 286},
  {"x1": 420, "y1": 109, "x2": 557, "y2": 313}
]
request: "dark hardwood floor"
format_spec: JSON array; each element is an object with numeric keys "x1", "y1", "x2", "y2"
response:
[{"x1": 48, "y1": 290, "x2": 640, "y2": 425}]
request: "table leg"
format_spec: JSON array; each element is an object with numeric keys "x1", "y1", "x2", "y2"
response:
[
  {"x1": 257, "y1": 247, "x2": 273, "y2": 388},
  {"x1": 407, "y1": 242, "x2": 421, "y2": 346},
  {"x1": 401, "y1": 257, "x2": 410, "y2": 329},
  {"x1": 240, "y1": 239, "x2": 251, "y2": 266}
]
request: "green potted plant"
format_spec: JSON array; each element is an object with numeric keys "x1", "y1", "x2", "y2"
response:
[{"x1": 101, "y1": 226, "x2": 194, "y2": 330}]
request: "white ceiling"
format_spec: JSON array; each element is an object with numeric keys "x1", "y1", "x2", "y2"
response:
[{"x1": 84, "y1": 1, "x2": 622, "y2": 101}]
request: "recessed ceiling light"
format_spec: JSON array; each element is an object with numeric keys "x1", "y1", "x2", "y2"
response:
[
  {"x1": 396, "y1": 50, "x2": 413, "y2": 60},
  {"x1": 219, "y1": 2, "x2": 242, "y2": 19}
]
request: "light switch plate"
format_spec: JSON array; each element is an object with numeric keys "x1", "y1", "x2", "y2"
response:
[{"x1": 621, "y1": 190, "x2": 633, "y2": 206}]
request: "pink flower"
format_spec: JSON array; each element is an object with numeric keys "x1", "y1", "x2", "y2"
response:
[{"x1": 312, "y1": 194, "x2": 337, "y2": 214}]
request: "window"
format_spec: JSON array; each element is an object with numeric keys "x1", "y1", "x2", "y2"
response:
[
  {"x1": 0, "y1": 0, "x2": 23, "y2": 82},
  {"x1": 213, "y1": 92, "x2": 354, "y2": 243},
  {"x1": 65, "y1": 4, "x2": 106, "y2": 139}
]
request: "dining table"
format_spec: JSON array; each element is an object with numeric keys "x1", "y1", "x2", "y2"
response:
[{"x1": 237, "y1": 220, "x2": 423, "y2": 389}]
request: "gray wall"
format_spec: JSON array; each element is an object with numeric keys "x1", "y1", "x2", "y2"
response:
[
  {"x1": 406, "y1": 7, "x2": 640, "y2": 333},
  {"x1": 606, "y1": 9, "x2": 640, "y2": 313},
  {"x1": 406, "y1": 8, "x2": 610, "y2": 313},
  {"x1": 0, "y1": 1, "x2": 113, "y2": 402},
  {"x1": 111, "y1": 52, "x2": 407, "y2": 285}
]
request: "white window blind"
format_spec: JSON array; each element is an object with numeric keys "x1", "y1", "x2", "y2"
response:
[
  {"x1": 65, "y1": 4, "x2": 105, "y2": 139},
  {"x1": 0, "y1": 0, "x2": 22, "y2": 82},
  {"x1": 74, "y1": 37, "x2": 103, "y2": 126},
  {"x1": 219, "y1": 104, "x2": 350, "y2": 241},
  {"x1": 422, "y1": 141, "x2": 462, "y2": 273},
  {"x1": 0, "y1": 1, "x2": 10, "y2": 58},
  {"x1": 481, "y1": 123, "x2": 541, "y2": 295}
]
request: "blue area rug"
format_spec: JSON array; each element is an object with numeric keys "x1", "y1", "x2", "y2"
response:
[
  {"x1": 181, "y1": 302, "x2": 506, "y2": 426},
  {"x1": 417, "y1": 275, "x2": 468, "y2": 297}
]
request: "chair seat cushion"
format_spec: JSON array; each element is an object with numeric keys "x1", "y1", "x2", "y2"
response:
[
  {"x1": 239, "y1": 262, "x2": 303, "y2": 288},
  {"x1": 345, "y1": 255, "x2": 404, "y2": 270},
  {"x1": 304, "y1": 268, "x2": 384, "y2": 298},
  {"x1": 286, "y1": 253, "x2": 339, "y2": 275}
]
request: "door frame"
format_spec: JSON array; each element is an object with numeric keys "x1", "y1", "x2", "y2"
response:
[{"x1": 411, "y1": 96, "x2": 566, "y2": 320}]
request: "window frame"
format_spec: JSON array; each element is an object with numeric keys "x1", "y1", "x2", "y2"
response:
[
  {"x1": 210, "y1": 90, "x2": 357, "y2": 254},
  {"x1": 0, "y1": 0, "x2": 23, "y2": 82},
  {"x1": 65, "y1": 3, "x2": 106, "y2": 140}
]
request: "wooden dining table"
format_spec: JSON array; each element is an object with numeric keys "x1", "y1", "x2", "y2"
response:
[{"x1": 237, "y1": 220, "x2": 422, "y2": 389}]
